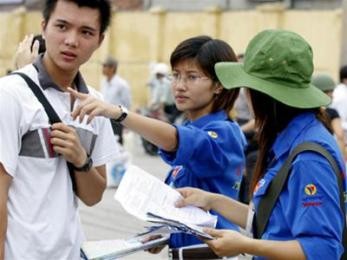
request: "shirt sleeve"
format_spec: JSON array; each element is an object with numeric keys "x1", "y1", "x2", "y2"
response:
[
  {"x1": 160, "y1": 121, "x2": 246, "y2": 178},
  {"x1": 0, "y1": 87, "x2": 22, "y2": 177},
  {"x1": 283, "y1": 153, "x2": 344, "y2": 259}
]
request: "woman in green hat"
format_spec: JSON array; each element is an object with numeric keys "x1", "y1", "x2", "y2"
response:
[{"x1": 175, "y1": 29, "x2": 346, "y2": 259}]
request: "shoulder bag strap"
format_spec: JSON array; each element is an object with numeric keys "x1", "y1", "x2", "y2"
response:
[
  {"x1": 12, "y1": 72, "x2": 61, "y2": 124},
  {"x1": 254, "y1": 142, "x2": 347, "y2": 259},
  {"x1": 12, "y1": 72, "x2": 77, "y2": 192}
]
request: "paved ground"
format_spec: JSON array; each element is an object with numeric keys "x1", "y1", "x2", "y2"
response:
[
  {"x1": 79, "y1": 132, "x2": 250, "y2": 260},
  {"x1": 80, "y1": 132, "x2": 169, "y2": 259}
]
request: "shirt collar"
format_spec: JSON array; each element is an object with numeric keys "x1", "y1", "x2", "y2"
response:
[
  {"x1": 272, "y1": 112, "x2": 317, "y2": 158},
  {"x1": 33, "y1": 54, "x2": 89, "y2": 93},
  {"x1": 185, "y1": 110, "x2": 229, "y2": 128}
]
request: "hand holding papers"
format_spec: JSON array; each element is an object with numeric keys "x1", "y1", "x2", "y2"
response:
[{"x1": 114, "y1": 165, "x2": 217, "y2": 239}]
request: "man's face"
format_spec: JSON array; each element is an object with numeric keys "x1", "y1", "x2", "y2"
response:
[
  {"x1": 102, "y1": 65, "x2": 116, "y2": 78},
  {"x1": 42, "y1": 0, "x2": 104, "y2": 72}
]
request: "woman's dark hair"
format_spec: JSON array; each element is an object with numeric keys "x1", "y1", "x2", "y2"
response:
[
  {"x1": 43, "y1": 0, "x2": 112, "y2": 34},
  {"x1": 170, "y1": 35, "x2": 239, "y2": 114},
  {"x1": 248, "y1": 89, "x2": 332, "y2": 196}
]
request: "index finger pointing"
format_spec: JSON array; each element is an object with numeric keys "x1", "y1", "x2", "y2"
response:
[{"x1": 67, "y1": 87, "x2": 88, "y2": 100}]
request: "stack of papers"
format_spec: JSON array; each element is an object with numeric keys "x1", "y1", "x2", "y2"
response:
[
  {"x1": 114, "y1": 165, "x2": 217, "y2": 240},
  {"x1": 81, "y1": 235, "x2": 169, "y2": 260},
  {"x1": 146, "y1": 212, "x2": 213, "y2": 239}
]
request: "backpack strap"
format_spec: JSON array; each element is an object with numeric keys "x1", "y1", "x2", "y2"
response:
[
  {"x1": 254, "y1": 142, "x2": 347, "y2": 259},
  {"x1": 12, "y1": 72, "x2": 77, "y2": 192}
]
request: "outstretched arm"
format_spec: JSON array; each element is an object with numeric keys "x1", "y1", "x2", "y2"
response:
[
  {"x1": 203, "y1": 228, "x2": 305, "y2": 260},
  {"x1": 176, "y1": 188, "x2": 305, "y2": 259},
  {"x1": 68, "y1": 88, "x2": 178, "y2": 152}
]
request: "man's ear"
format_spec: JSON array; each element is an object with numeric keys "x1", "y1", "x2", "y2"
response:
[{"x1": 41, "y1": 20, "x2": 46, "y2": 39}]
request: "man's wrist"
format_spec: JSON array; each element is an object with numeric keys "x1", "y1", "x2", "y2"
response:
[{"x1": 72, "y1": 155, "x2": 93, "y2": 172}]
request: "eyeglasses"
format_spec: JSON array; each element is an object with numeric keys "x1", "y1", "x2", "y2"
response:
[{"x1": 169, "y1": 72, "x2": 210, "y2": 85}]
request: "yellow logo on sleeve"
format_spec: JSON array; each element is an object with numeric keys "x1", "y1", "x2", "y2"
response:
[
  {"x1": 207, "y1": 131, "x2": 218, "y2": 138},
  {"x1": 304, "y1": 184, "x2": 317, "y2": 195}
]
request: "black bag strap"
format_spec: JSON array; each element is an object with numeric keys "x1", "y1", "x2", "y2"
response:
[
  {"x1": 12, "y1": 72, "x2": 77, "y2": 192},
  {"x1": 254, "y1": 142, "x2": 347, "y2": 259},
  {"x1": 13, "y1": 72, "x2": 61, "y2": 124}
]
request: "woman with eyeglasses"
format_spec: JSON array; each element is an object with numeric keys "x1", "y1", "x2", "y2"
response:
[{"x1": 68, "y1": 35, "x2": 246, "y2": 257}]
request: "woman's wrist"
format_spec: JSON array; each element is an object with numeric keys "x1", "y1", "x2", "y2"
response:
[
  {"x1": 235, "y1": 235, "x2": 254, "y2": 256},
  {"x1": 207, "y1": 192, "x2": 221, "y2": 210},
  {"x1": 111, "y1": 105, "x2": 129, "y2": 122}
]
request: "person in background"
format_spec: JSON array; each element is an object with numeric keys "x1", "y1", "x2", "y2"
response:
[
  {"x1": 147, "y1": 63, "x2": 169, "y2": 105},
  {"x1": 0, "y1": 1, "x2": 118, "y2": 259},
  {"x1": 68, "y1": 35, "x2": 246, "y2": 258},
  {"x1": 332, "y1": 65, "x2": 347, "y2": 142},
  {"x1": 13, "y1": 34, "x2": 46, "y2": 69},
  {"x1": 312, "y1": 73, "x2": 347, "y2": 160},
  {"x1": 101, "y1": 56, "x2": 131, "y2": 145},
  {"x1": 149, "y1": 63, "x2": 181, "y2": 123},
  {"x1": 175, "y1": 29, "x2": 346, "y2": 259}
]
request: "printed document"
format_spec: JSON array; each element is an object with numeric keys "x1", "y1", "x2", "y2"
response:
[{"x1": 114, "y1": 165, "x2": 217, "y2": 228}]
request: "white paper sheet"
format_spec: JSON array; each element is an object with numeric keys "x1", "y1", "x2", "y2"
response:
[{"x1": 114, "y1": 165, "x2": 217, "y2": 228}]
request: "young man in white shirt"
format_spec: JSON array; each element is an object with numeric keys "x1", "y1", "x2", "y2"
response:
[
  {"x1": 332, "y1": 65, "x2": 347, "y2": 141},
  {"x1": 0, "y1": 1, "x2": 118, "y2": 259}
]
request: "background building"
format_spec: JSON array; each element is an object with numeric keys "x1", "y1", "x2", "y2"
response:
[
  {"x1": 0, "y1": 0, "x2": 346, "y2": 108},
  {"x1": 3, "y1": 0, "x2": 342, "y2": 10}
]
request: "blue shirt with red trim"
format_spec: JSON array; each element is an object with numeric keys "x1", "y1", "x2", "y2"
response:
[
  {"x1": 159, "y1": 110, "x2": 247, "y2": 248},
  {"x1": 252, "y1": 112, "x2": 346, "y2": 260}
]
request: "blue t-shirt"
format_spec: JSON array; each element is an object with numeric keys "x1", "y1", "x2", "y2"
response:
[
  {"x1": 252, "y1": 112, "x2": 346, "y2": 260},
  {"x1": 160, "y1": 111, "x2": 247, "y2": 248}
]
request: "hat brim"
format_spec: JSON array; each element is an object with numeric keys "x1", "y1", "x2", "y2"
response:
[{"x1": 215, "y1": 62, "x2": 331, "y2": 108}]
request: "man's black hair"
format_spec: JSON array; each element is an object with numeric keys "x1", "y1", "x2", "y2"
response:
[{"x1": 43, "y1": 0, "x2": 112, "y2": 34}]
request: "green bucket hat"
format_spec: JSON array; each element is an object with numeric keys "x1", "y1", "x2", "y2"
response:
[
  {"x1": 215, "y1": 29, "x2": 330, "y2": 108},
  {"x1": 311, "y1": 74, "x2": 336, "y2": 92}
]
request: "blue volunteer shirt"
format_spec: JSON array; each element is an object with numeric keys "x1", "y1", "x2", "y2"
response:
[
  {"x1": 160, "y1": 111, "x2": 247, "y2": 248},
  {"x1": 252, "y1": 112, "x2": 346, "y2": 260}
]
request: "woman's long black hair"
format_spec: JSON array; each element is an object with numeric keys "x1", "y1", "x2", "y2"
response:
[{"x1": 248, "y1": 89, "x2": 331, "y2": 196}]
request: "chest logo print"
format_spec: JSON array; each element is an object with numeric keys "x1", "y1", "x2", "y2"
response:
[
  {"x1": 304, "y1": 184, "x2": 317, "y2": 195},
  {"x1": 172, "y1": 166, "x2": 183, "y2": 178},
  {"x1": 254, "y1": 179, "x2": 265, "y2": 194},
  {"x1": 207, "y1": 131, "x2": 218, "y2": 139}
]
